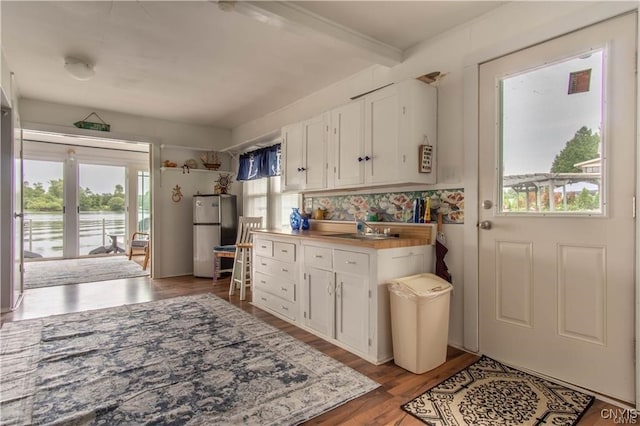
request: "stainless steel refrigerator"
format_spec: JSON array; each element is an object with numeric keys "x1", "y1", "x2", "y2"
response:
[{"x1": 193, "y1": 194, "x2": 237, "y2": 278}]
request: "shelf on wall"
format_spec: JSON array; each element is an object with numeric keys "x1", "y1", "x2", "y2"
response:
[{"x1": 160, "y1": 167, "x2": 232, "y2": 173}]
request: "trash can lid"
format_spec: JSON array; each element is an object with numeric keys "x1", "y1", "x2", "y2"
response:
[{"x1": 390, "y1": 273, "x2": 452, "y2": 297}]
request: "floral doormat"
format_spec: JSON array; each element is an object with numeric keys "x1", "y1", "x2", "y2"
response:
[
  {"x1": 402, "y1": 355, "x2": 594, "y2": 426},
  {"x1": 1, "y1": 294, "x2": 379, "y2": 424}
]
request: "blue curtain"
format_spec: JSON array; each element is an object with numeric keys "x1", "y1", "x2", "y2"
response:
[{"x1": 236, "y1": 144, "x2": 281, "y2": 181}]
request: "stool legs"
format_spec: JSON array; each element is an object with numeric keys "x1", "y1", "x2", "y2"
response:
[
  {"x1": 239, "y1": 248, "x2": 250, "y2": 301},
  {"x1": 228, "y1": 248, "x2": 239, "y2": 296},
  {"x1": 229, "y1": 247, "x2": 251, "y2": 300}
]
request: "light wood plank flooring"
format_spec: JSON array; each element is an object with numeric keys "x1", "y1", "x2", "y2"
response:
[{"x1": 1, "y1": 274, "x2": 621, "y2": 425}]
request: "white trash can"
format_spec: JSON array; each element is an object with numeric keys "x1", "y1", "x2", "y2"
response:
[{"x1": 388, "y1": 273, "x2": 453, "y2": 374}]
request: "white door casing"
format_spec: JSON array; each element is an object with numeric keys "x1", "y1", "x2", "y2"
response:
[
  {"x1": 12, "y1": 109, "x2": 24, "y2": 308},
  {"x1": 479, "y1": 13, "x2": 636, "y2": 403}
]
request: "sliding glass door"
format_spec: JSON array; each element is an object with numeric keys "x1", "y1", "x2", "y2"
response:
[
  {"x1": 79, "y1": 164, "x2": 127, "y2": 255},
  {"x1": 22, "y1": 139, "x2": 149, "y2": 259},
  {"x1": 23, "y1": 159, "x2": 64, "y2": 258}
]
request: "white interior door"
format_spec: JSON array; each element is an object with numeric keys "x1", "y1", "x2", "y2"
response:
[{"x1": 479, "y1": 13, "x2": 636, "y2": 403}]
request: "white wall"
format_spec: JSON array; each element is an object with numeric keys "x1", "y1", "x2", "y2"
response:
[
  {"x1": 18, "y1": 99, "x2": 235, "y2": 278},
  {"x1": 154, "y1": 147, "x2": 240, "y2": 278},
  {"x1": 230, "y1": 1, "x2": 638, "y2": 348}
]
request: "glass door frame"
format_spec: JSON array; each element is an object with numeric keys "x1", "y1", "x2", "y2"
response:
[{"x1": 22, "y1": 136, "x2": 150, "y2": 259}]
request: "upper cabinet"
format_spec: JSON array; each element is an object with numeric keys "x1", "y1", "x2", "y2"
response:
[
  {"x1": 331, "y1": 100, "x2": 364, "y2": 188},
  {"x1": 333, "y1": 80, "x2": 437, "y2": 189},
  {"x1": 282, "y1": 113, "x2": 329, "y2": 192},
  {"x1": 282, "y1": 78, "x2": 437, "y2": 193}
]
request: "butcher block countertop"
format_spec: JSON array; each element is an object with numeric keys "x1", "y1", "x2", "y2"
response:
[{"x1": 252, "y1": 221, "x2": 433, "y2": 249}]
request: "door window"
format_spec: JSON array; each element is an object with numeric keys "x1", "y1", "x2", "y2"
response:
[{"x1": 499, "y1": 50, "x2": 604, "y2": 215}]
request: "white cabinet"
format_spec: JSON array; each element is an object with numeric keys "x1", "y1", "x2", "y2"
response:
[
  {"x1": 282, "y1": 113, "x2": 328, "y2": 192},
  {"x1": 252, "y1": 233, "x2": 433, "y2": 364},
  {"x1": 332, "y1": 79, "x2": 437, "y2": 189},
  {"x1": 305, "y1": 266, "x2": 334, "y2": 336},
  {"x1": 301, "y1": 242, "x2": 431, "y2": 364},
  {"x1": 252, "y1": 236, "x2": 299, "y2": 322},
  {"x1": 331, "y1": 100, "x2": 364, "y2": 188},
  {"x1": 303, "y1": 245, "x2": 370, "y2": 354},
  {"x1": 282, "y1": 123, "x2": 304, "y2": 191},
  {"x1": 334, "y1": 269, "x2": 369, "y2": 353}
]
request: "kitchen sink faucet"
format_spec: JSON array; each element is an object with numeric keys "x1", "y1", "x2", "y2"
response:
[{"x1": 356, "y1": 220, "x2": 378, "y2": 235}]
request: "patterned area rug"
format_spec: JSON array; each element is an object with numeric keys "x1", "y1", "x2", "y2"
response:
[
  {"x1": 1, "y1": 294, "x2": 379, "y2": 424},
  {"x1": 402, "y1": 355, "x2": 594, "y2": 426},
  {"x1": 24, "y1": 256, "x2": 150, "y2": 289}
]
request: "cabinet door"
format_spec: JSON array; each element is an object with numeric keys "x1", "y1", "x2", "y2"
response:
[
  {"x1": 332, "y1": 100, "x2": 364, "y2": 187},
  {"x1": 335, "y1": 272, "x2": 369, "y2": 353},
  {"x1": 304, "y1": 267, "x2": 335, "y2": 337},
  {"x1": 364, "y1": 85, "x2": 400, "y2": 184},
  {"x1": 302, "y1": 114, "x2": 327, "y2": 190},
  {"x1": 282, "y1": 122, "x2": 304, "y2": 192}
]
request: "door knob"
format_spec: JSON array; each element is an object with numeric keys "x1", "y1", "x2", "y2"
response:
[
  {"x1": 479, "y1": 220, "x2": 492, "y2": 230},
  {"x1": 482, "y1": 200, "x2": 493, "y2": 209}
]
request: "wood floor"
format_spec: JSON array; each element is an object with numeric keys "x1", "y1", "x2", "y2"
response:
[{"x1": 1, "y1": 273, "x2": 620, "y2": 425}]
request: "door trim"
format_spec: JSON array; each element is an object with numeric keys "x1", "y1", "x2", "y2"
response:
[{"x1": 462, "y1": 6, "x2": 639, "y2": 406}]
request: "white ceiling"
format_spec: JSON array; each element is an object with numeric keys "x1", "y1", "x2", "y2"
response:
[{"x1": 2, "y1": 1, "x2": 503, "y2": 130}]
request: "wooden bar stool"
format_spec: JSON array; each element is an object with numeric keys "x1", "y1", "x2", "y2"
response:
[{"x1": 213, "y1": 216, "x2": 262, "y2": 300}]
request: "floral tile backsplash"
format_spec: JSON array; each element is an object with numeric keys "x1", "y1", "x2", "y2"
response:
[{"x1": 304, "y1": 188, "x2": 464, "y2": 224}]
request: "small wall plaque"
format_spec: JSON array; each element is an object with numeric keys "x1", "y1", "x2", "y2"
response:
[
  {"x1": 74, "y1": 112, "x2": 110, "y2": 132},
  {"x1": 419, "y1": 144, "x2": 433, "y2": 173}
]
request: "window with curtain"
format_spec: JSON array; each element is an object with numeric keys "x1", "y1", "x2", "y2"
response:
[
  {"x1": 237, "y1": 144, "x2": 281, "y2": 182},
  {"x1": 243, "y1": 176, "x2": 299, "y2": 229}
]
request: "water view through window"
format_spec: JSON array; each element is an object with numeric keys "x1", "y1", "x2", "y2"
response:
[{"x1": 23, "y1": 160, "x2": 126, "y2": 258}]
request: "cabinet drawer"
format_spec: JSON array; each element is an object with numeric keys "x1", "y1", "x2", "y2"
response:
[
  {"x1": 254, "y1": 256, "x2": 296, "y2": 282},
  {"x1": 304, "y1": 245, "x2": 332, "y2": 270},
  {"x1": 253, "y1": 288, "x2": 297, "y2": 321},
  {"x1": 253, "y1": 271, "x2": 296, "y2": 303},
  {"x1": 274, "y1": 279, "x2": 296, "y2": 302},
  {"x1": 254, "y1": 239, "x2": 273, "y2": 257},
  {"x1": 334, "y1": 249, "x2": 369, "y2": 275},
  {"x1": 254, "y1": 270, "x2": 275, "y2": 293},
  {"x1": 273, "y1": 241, "x2": 296, "y2": 262}
]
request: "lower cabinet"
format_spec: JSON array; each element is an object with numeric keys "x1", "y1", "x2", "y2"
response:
[
  {"x1": 334, "y1": 271, "x2": 369, "y2": 354},
  {"x1": 301, "y1": 242, "x2": 429, "y2": 364},
  {"x1": 252, "y1": 235, "x2": 299, "y2": 322},
  {"x1": 252, "y1": 234, "x2": 431, "y2": 365},
  {"x1": 303, "y1": 248, "x2": 369, "y2": 355}
]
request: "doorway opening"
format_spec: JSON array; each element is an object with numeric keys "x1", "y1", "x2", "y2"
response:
[{"x1": 21, "y1": 130, "x2": 151, "y2": 289}]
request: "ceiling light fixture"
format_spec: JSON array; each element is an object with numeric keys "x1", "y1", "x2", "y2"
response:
[{"x1": 64, "y1": 56, "x2": 95, "y2": 81}]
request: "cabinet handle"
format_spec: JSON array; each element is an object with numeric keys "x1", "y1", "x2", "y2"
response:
[
  {"x1": 281, "y1": 268, "x2": 288, "y2": 272},
  {"x1": 345, "y1": 260, "x2": 357, "y2": 265},
  {"x1": 327, "y1": 283, "x2": 332, "y2": 295},
  {"x1": 364, "y1": 155, "x2": 371, "y2": 161},
  {"x1": 281, "y1": 305, "x2": 289, "y2": 311},
  {"x1": 391, "y1": 252, "x2": 416, "y2": 260},
  {"x1": 314, "y1": 254, "x2": 323, "y2": 258},
  {"x1": 261, "y1": 297, "x2": 267, "y2": 302},
  {"x1": 281, "y1": 287, "x2": 288, "y2": 292},
  {"x1": 357, "y1": 156, "x2": 364, "y2": 162},
  {"x1": 281, "y1": 249, "x2": 288, "y2": 253},
  {"x1": 261, "y1": 245, "x2": 267, "y2": 249},
  {"x1": 260, "y1": 280, "x2": 266, "y2": 284},
  {"x1": 261, "y1": 262, "x2": 267, "y2": 266}
]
